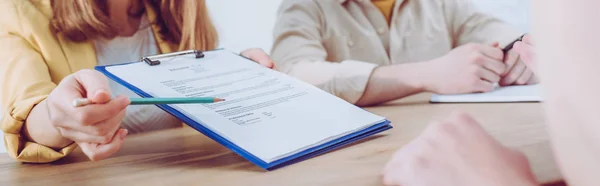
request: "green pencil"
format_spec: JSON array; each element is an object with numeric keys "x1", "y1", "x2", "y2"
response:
[{"x1": 73, "y1": 97, "x2": 225, "y2": 107}]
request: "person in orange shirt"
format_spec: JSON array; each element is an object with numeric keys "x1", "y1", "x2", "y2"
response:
[
  {"x1": 271, "y1": 0, "x2": 537, "y2": 106},
  {"x1": 0, "y1": 0, "x2": 274, "y2": 163}
]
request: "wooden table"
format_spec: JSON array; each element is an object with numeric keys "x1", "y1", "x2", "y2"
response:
[{"x1": 0, "y1": 94, "x2": 562, "y2": 186}]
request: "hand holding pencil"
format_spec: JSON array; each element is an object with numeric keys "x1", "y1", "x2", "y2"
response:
[
  {"x1": 42, "y1": 70, "x2": 226, "y2": 162},
  {"x1": 42, "y1": 70, "x2": 131, "y2": 162},
  {"x1": 73, "y1": 97, "x2": 225, "y2": 107}
]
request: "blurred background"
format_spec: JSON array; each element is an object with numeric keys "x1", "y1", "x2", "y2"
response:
[{"x1": 0, "y1": 0, "x2": 531, "y2": 153}]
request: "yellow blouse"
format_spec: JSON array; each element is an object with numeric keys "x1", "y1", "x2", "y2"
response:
[
  {"x1": 0, "y1": 0, "x2": 177, "y2": 163},
  {"x1": 371, "y1": 0, "x2": 396, "y2": 25}
]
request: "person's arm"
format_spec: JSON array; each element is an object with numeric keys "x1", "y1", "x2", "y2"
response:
[
  {"x1": 0, "y1": 0, "x2": 77, "y2": 162},
  {"x1": 443, "y1": 0, "x2": 524, "y2": 48},
  {"x1": 271, "y1": 0, "x2": 425, "y2": 106},
  {"x1": 531, "y1": 1, "x2": 600, "y2": 185},
  {"x1": 354, "y1": 64, "x2": 426, "y2": 106},
  {"x1": 24, "y1": 100, "x2": 73, "y2": 149}
]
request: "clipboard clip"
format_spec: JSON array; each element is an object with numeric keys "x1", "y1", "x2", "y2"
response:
[{"x1": 141, "y1": 50, "x2": 205, "y2": 66}]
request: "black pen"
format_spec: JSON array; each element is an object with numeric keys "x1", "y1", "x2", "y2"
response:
[{"x1": 503, "y1": 34, "x2": 526, "y2": 54}]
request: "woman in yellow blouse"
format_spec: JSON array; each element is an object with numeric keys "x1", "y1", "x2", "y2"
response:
[{"x1": 0, "y1": 0, "x2": 274, "y2": 163}]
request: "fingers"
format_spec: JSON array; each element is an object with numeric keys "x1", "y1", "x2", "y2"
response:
[
  {"x1": 447, "y1": 110, "x2": 481, "y2": 128},
  {"x1": 522, "y1": 34, "x2": 533, "y2": 45},
  {"x1": 79, "y1": 129, "x2": 128, "y2": 161},
  {"x1": 478, "y1": 55, "x2": 506, "y2": 75},
  {"x1": 501, "y1": 51, "x2": 520, "y2": 77},
  {"x1": 382, "y1": 139, "x2": 420, "y2": 186},
  {"x1": 61, "y1": 109, "x2": 126, "y2": 139},
  {"x1": 435, "y1": 111, "x2": 476, "y2": 138},
  {"x1": 500, "y1": 60, "x2": 526, "y2": 86},
  {"x1": 58, "y1": 127, "x2": 116, "y2": 144},
  {"x1": 514, "y1": 42, "x2": 537, "y2": 70},
  {"x1": 54, "y1": 96, "x2": 126, "y2": 144},
  {"x1": 240, "y1": 48, "x2": 275, "y2": 69},
  {"x1": 75, "y1": 95, "x2": 130, "y2": 125},
  {"x1": 381, "y1": 161, "x2": 405, "y2": 186},
  {"x1": 73, "y1": 70, "x2": 112, "y2": 103},
  {"x1": 478, "y1": 44, "x2": 504, "y2": 61},
  {"x1": 476, "y1": 68, "x2": 501, "y2": 83},
  {"x1": 49, "y1": 75, "x2": 90, "y2": 111},
  {"x1": 58, "y1": 110, "x2": 124, "y2": 144},
  {"x1": 445, "y1": 110, "x2": 494, "y2": 142},
  {"x1": 511, "y1": 40, "x2": 538, "y2": 83},
  {"x1": 51, "y1": 94, "x2": 127, "y2": 128},
  {"x1": 515, "y1": 68, "x2": 534, "y2": 85},
  {"x1": 91, "y1": 109, "x2": 126, "y2": 139}
]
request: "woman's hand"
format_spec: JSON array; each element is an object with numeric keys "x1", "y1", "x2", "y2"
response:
[
  {"x1": 46, "y1": 69, "x2": 130, "y2": 161},
  {"x1": 241, "y1": 48, "x2": 275, "y2": 69}
]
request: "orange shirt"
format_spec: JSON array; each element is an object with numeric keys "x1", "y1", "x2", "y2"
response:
[{"x1": 372, "y1": 0, "x2": 396, "y2": 25}]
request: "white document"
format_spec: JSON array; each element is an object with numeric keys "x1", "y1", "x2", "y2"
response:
[
  {"x1": 430, "y1": 84, "x2": 542, "y2": 103},
  {"x1": 104, "y1": 50, "x2": 387, "y2": 163}
]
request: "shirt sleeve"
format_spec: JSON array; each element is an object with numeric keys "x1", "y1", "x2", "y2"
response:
[
  {"x1": 0, "y1": 0, "x2": 78, "y2": 163},
  {"x1": 271, "y1": 0, "x2": 378, "y2": 104},
  {"x1": 443, "y1": 0, "x2": 525, "y2": 48}
]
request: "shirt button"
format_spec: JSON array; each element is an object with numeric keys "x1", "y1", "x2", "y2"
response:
[
  {"x1": 347, "y1": 40, "x2": 354, "y2": 47},
  {"x1": 377, "y1": 27, "x2": 386, "y2": 35}
]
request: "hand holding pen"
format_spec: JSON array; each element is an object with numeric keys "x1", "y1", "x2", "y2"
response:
[{"x1": 499, "y1": 34, "x2": 538, "y2": 86}]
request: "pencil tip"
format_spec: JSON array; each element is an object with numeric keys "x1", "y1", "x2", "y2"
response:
[{"x1": 215, "y1": 98, "x2": 226, "y2": 102}]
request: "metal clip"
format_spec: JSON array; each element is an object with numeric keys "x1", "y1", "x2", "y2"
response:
[{"x1": 141, "y1": 50, "x2": 204, "y2": 66}]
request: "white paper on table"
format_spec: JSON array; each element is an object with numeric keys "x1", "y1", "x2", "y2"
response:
[{"x1": 430, "y1": 84, "x2": 542, "y2": 103}]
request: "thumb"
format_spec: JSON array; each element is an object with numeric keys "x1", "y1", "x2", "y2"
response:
[
  {"x1": 241, "y1": 48, "x2": 275, "y2": 69},
  {"x1": 80, "y1": 129, "x2": 128, "y2": 161},
  {"x1": 74, "y1": 70, "x2": 112, "y2": 103}
]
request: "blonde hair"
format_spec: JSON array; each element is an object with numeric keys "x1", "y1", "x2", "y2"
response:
[{"x1": 49, "y1": 0, "x2": 218, "y2": 51}]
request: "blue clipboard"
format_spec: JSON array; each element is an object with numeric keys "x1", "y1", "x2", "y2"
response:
[{"x1": 95, "y1": 52, "x2": 392, "y2": 171}]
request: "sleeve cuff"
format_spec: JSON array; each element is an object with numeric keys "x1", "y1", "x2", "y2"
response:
[
  {"x1": 327, "y1": 60, "x2": 378, "y2": 104},
  {"x1": 2, "y1": 95, "x2": 77, "y2": 163}
]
